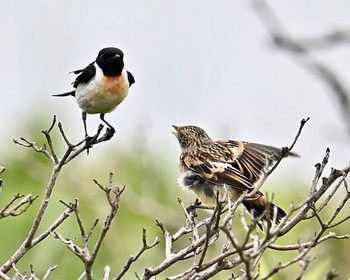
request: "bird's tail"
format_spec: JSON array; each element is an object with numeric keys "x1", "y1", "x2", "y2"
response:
[
  {"x1": 52, "y1": 90, "x2": 75, "y2": 97},
  {"x1": 247, "y1": 142, "x2": 299, "y2": 160},
  {"x1": 242, "y1": 195, "x2": 286, "y2": 228}
]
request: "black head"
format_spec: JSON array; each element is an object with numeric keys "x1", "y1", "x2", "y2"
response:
[
  {"x1": 172, "y1": 125, "x2": 212, "y2": 151},
  {"x1": 96, "y1": 47, "x2": 125, "y2": 76}
]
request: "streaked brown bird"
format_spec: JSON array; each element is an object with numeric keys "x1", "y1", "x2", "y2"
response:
[{"x1": 172, "y1": 125, "x2": 298, "y2": 226}]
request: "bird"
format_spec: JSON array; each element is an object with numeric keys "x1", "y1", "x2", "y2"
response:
[
  {"x1": 53, "y1": 47, "x2": 135, "y2": 150},
  {"x1": 172, "y1": 125, "x2": 299, "y2": 227}
]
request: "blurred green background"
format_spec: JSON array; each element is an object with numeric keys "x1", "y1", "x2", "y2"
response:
[{"x1": 0, "y1": 118, "x2": 349, "y2": 279}]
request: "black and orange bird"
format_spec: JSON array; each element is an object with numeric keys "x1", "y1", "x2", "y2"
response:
[
  {"x1": 172, "y1": 125, "x2": 298, "y2": 226},
  {"x1": 53, "y1": 47, "x2": 135, "y2": 147}
]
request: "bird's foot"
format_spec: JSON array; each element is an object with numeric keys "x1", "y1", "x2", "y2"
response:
[
  {"x1": 105, "y1": 127, "x2": 116, "y2": 140},
  {"x1": 84, "y1": 136, "x2": 94, "y2": 155},
  {"x1": 186, "y1": 199, "x2": 202, "y2": 217}
]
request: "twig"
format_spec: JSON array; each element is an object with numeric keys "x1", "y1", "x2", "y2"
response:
[
  {"x1": 156, "y1": 220, "x2": 173, "y2": 258},
  {"x1": 42, "y1": 265, "x2": 58, "y2": 280},
  {"x1": 177, "y1": 197, "x2": 200, "y2": 242},
  {"x1": 41, "y1": 115, "x2": 59, "y2": 164},
  {"x1": 253, "y1": 0, "x2": 350, "y2": 138},
  {"x1": 103, "y1": 266, "x2": 111, "y2": 280},
  {"x1": 0, "y1": 165, "x2": 4, "y2": 195},
  {"x1": 197, "y1": 200, "x2": 223, "y2": 268},
  {"x1": 114, "y1": 229, "x2": 159, "y2": 280},
  {"x1": 53, "y1": 173, "x2": 125, "y2": 280},
  {"x1": 280, "y1": 161, "x2": 350, "y2": 235},
  {"x1": 263, "y1": 117, "x2": 309, "y2": 182},
  {"x1": 268, "y1": 232, "x2": 348, "y2": 251},
  {"x1": 32, "y1": 206, "x2": 75, "y2": 246},
  {"x1": 1, "y1": 115, "x2": 116, "y2": 275},
  {"x1": 0, "y1": 271, "x2": 10, "y2": 280},
  {"x1": 0, "y1": 165, "x2": 5, "y2": 175},
  {"x1": 0, "y1": 193, "x2": 38, "y2": 219}
]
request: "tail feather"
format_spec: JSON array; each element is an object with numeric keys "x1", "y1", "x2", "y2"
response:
[
  {"x1": 52, "y1": 90, "x2": 75, "y2": 97},
  {"x1": 242, "y1": 196, "x2": 286, "y2": 228},
  {"x1": 247, "y1": 143, "x2": 299, "y2": 160}
]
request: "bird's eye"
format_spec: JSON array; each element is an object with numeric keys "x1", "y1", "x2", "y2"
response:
[{"x1": 180, "y1": 137, "x2": 189, "y2": 148}]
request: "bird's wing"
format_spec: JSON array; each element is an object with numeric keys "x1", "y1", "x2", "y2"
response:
[
  {"x1": 127, "y1": 71, "x2": 135, "y2": 87},
  {"x1": 52, "y1": 62, "x2": 96, "y2": 97},
  {"x1": 71, "y1": 62, "x2": 96, "y2": 88},
  {"x1": 183, "y1": 140, "x2": 291, "y2": 193}
]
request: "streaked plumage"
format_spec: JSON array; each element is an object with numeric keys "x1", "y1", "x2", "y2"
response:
[{"x1": 172, "y1": 125, "x2": 298, "y2": 226}]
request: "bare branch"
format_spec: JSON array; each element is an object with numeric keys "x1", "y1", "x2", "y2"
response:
[
  {"x1": 42, "y1": 265, "x2": 59, "y2": 280},
  {"x1": 32, "y1": 205, "x2": 75, "y2": 246},
  {"x1": 253, "y1": 0, "x2": 350, "y2": 138},
  {"x1": 268, "y1": 232, "x2": 348, "y2": 251},
  {"x1": 114, "y1": 228, "x2": 159, "y2": 280},
  {"x1": 1, "y1": 116, "x2": 117, "y2": 275},
  {"x1": 0, "y1": 271, "x2": 10, "y2": 280},
  {"x1": 41, "y1": 115, "x2": 59, "y2": 164},
  {"x1": 103, "y1": 266, "x2": 111, "y2": 280},
  {"x1": 0, "y1": 193, "x2": 38, "y2": 219},
  {"x1": 265, "y1": 117, "x2": 309, "y2": 179},
  {"x1": 156, "y1": 220, "x2": 173, "y2": 258},
  {"x1": 0, "y1": 165, "x2": 4, "y2": 195},
  {"x1": 0, "y1": 165, "x2": 5, "y2": 175},
  {"x1": 52, "y1": 173, "x2": 125, "y2": 280}
]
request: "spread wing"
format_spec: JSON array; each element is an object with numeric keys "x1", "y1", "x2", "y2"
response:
[{"x1": 183, "y1": 140, "x2": 294, "y2": 193}]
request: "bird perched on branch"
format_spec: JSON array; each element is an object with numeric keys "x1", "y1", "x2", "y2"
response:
[
  {"x1": 172, "y1": 125, "x2": 298, "y2": 227},
  {"x1": 53, "y1": 47, "x2": 135, "y2": 150}
]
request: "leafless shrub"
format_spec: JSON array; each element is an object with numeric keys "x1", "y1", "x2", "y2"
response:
[
  {"x1": 0, "y1": 115, "x2": 349, "y2": 279},
  {"x1": 139, "y1": 118, "x2": 349, "y2": 280},
  {"x1": 0, "y1": 116, "x2": 120, "y2": 278}
]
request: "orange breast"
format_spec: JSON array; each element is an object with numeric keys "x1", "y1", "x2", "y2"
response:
[{"x1": 100, "y1": 75, "x2": 129, "y2": 96}]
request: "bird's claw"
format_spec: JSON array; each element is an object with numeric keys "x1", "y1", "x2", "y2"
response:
[
  {"x1": 84, "y1": 136, "x2": 95, "y2": 155},
  {"x1": 85, "y1": 136, "x2": 94, "y2": 148},
  {"x1": 105, "y1": 127, "x2": 116, "y2": 140},
  {"x1": 186, "y1": 199, "x2": 202, "y2": 217}
]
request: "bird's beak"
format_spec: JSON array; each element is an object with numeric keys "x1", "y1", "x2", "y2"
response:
[
  {"x1": 111, "y1": 54, "x2": 121, "y2": 60},
  {"x1": 171, "y1": 125, "x2": 179, "y2": 137}
]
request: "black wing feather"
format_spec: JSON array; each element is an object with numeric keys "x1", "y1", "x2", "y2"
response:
[
  {"x1": 72, "y1": 62, "x2": 96, "y2": 88},
  {"x1": 53, "y1": 62, "x2": 96, "y2": 97},
  {"x1": 127, "y1": 71, "x2": 135, "y2": 87}
]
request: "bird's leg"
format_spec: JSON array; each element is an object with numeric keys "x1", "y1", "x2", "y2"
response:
[
  {"x1": 82, "y1": 111, "x2": 93, "y2": 154},
  {"x1": 100, "y1": 113, "x2": 115, "y2": 140}
]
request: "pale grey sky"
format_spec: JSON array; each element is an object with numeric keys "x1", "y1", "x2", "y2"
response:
[{"x1": 1, "y1": 1, "x2": 350, "y2": 183}]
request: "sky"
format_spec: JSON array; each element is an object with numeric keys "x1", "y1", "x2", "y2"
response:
[{"x1": 1, "y1": 0, "x2": 350, "y2": 183}]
